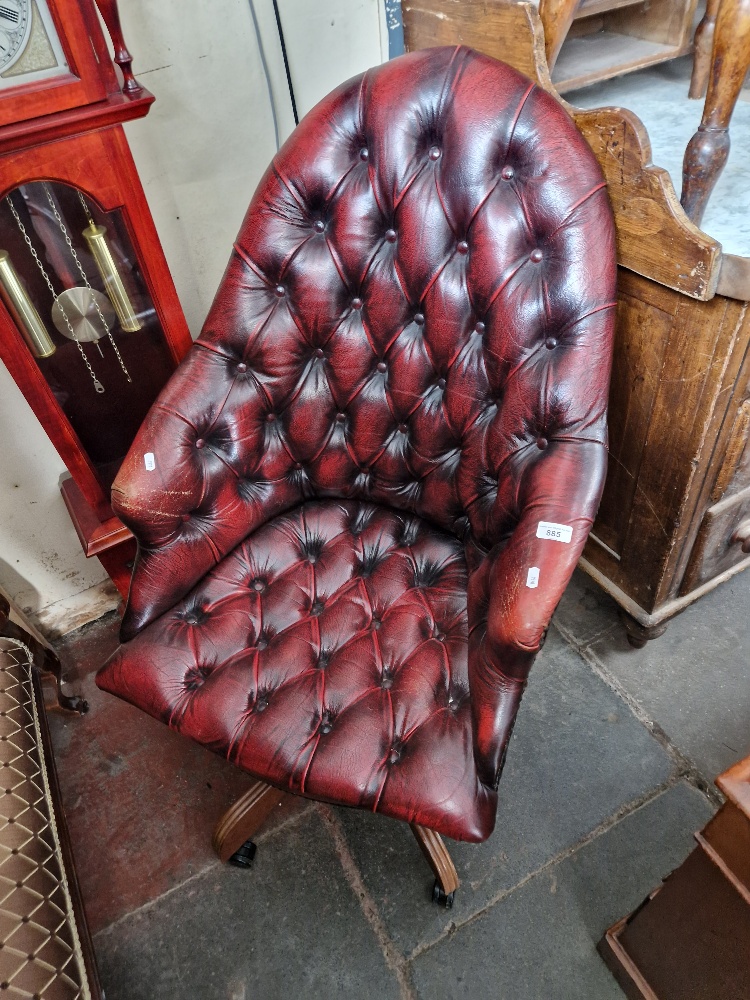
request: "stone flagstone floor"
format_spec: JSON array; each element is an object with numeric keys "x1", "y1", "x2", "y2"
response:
[{"x1": 47, "y1": 562, "x2": 749, "y2": 999}]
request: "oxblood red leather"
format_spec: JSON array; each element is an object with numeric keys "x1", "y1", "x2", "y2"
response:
[{"x1": 97, "y1": 45, "x2": 617, "y2": 842}]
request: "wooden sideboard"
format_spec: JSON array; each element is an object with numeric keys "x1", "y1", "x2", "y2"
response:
[{"x1": 402, "y1": 0, "x2": 750, "y2": 644}]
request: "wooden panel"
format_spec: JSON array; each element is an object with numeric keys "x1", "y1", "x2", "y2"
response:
[
  {"x1": 698, "y1": 803, "x2": 750, "y2": 904},
  {"x1": 552, "y1": 30, "x2": 691, "y2": 93},
  {"x1": 604, "y1": 0, "x2": 697, "y2": 45},
  {"x1": 711, "y1": 399, "x2": 750, "y2": 502},
  {"x1": 402, "y1": 0, "x2": 723, "y2": 300},
  {"x1": 681, "y1": 483, "x2": 750, "y2": 591},
  {"x1": 594, "y1": 273, "x2": 676, "y2": 555}
]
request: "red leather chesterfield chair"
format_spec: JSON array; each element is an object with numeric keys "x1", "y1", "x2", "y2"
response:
[{"x1": 97, "y1": 45, "x2": 616, "y2": 906}]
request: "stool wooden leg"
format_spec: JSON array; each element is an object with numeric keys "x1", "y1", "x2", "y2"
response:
[
  {"x1": 410, "y1": 822, "x2": 460, "y2": 907},
  {"x1": 681, "y1": 0, "x2": 750, "y2": 225},
  {"x1": 689, "y1": 0, "x2": 722, "y2": 99},
  {"x1": 539, "y1": 0, "x2": 581, "y2": 69},
  {"x1": 212, "y1": 780, "x2": 287, "y2": 863}
]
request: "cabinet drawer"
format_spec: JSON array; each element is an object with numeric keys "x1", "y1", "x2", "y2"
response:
[{"x1": 682, "y1": 485, "x2": 750, "y2": 593}]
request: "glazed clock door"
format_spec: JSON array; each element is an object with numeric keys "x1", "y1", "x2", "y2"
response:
[{"x1": 0, "y1": 0, "x2": 111, "y2": 128}]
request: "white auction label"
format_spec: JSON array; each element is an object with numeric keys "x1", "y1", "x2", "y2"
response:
[
  {"x1": 536, "y1": 521, "x2": 572, "y2": 543},
  {"x1": 526, "y1": 566, "x2": 540, "y2": 589},
  {"x1": 144, "y1": 452, "x2": 156, "y2": 471}
]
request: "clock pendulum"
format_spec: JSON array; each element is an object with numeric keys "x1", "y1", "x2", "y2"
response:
[{"x1": 3, "y1": 184, "x2": 134, "y2": 393}]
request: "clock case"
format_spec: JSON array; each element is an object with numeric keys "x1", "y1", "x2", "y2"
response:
[{"x1": 0, "y1": 0, "x2": 192, "y2": 598}]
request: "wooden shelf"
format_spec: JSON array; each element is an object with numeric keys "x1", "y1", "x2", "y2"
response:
[{"x1": 552, "y1": 30, "x2": 692, "y2": 91}]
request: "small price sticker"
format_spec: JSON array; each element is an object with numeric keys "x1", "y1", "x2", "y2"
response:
[
  {"x1": 536, "y1": 521, "x2": 572, "y2": 544},
  {"x1": 526, "y1": 566, "x2": 540, "y2": 589},
  {"x1": 144, "y1": 452, "x2": 156, "y2": 472}
]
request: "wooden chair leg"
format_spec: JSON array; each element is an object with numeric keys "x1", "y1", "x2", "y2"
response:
[
  {"x1": 689, "y1": 0, "x2": 721, "y2": 99},
  {"x1": 212, "y1": 780, "x2": 287, "y2": 863},
  {"x1": 681, "y1": 0, "x2": 750, "y2": 225},
  {"x1": 410, "y1": 822, "x2": 460, "y2": 906}
]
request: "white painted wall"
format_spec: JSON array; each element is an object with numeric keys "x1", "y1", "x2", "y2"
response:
[{"x1": 0, "y1": 0, "x2": 386, "y2": 635}]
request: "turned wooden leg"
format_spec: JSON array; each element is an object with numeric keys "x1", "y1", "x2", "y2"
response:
[
  {"x1": 410, "y1": 822, "x2": 460, "y2": 907},
  {"x1": 212, "y1": 780, "x2": 287, "y2": 865},
  {"x1": 681, "y1": 0, "x2": 750, "y2": 225},
  {"x1": 689, "y1": 0, "x2": 722, "y2": 99},
  {"x1": 0, "y1": 594, "x2": 87, "y2": 714},
  {"x1": 538, "y1": 0, "x2": 581, "y2": 69},
  {"x1": 619, "y1": 609, "x2": 670, "y2": 649}
]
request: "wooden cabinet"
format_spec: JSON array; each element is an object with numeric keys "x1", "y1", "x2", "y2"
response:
[{"x1": 402, "y1": 0, "x2": 750, "y2": 645}]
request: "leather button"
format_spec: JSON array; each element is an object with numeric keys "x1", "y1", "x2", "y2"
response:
[
  {"x1": 359, "y1": 147, "x2": 369, "y2": 161},
  {"x1": 376, "y1": 361, "x2": 387, "y2": 373},
  {"x1": 530, "y1": 249, "x2": 543, "y2": 263},
  {"x1": 388, "y1": 748, "x2": 401, "y2": 764},
  {"x1": 352, "y1": 297, "x2": 363, "y2": 310},
  {"x1": 457, "y1": 240, "x2": 469, "y2": 254},
  {"x1": 385, "y1": 229, "x2": 397, "y2": 243},
  {"x1": 320, "y1": 723, "x2": 332, "y2": 734},
  {"x1": 336, "y1": 412, "x2": 346, "y2": 423},
  {"x1": 381, "y1": 675, "x2": 392, "y2": 689},
  {"x1": 372, "y1": 616, "x2": 381, "y2": 630},
  {"x1": 537, "y1": 436, "x2": 548, "y2": 450},
  {"x1": 195, "y1": 438, "x2": 205, "y2": 449},
  {"x1": 181, "y1": 513, "x2": 191, "y2": 523},
  {"x1": 293, "y1": 461, "x2": 303, "y2": 470},
  {"x1": 398, "y1": 423, "x2": 408, "y2": 434},
  {"x1": 434, "y1": 631, "x2": 444, "y2": 642},
  {"x1": 184, "y1": 612, "x2": 200, "y2": 625},
  {"x1": 266, "y1": 413, "x2": 276, "y2": 422},
  {"x1": 257, "y1": 639, "x2": 268, "y2": 651},
  {"x1": 313, "y1": 220, "x2": 325, "y2": 233},
  {"x1": 413, "y1": 312, "x2": 425, "y2": 326},
  {"x1": 311, "y1": 601, "x2": 324, "y2": 616},
  {"x1": 437, "y1": 378, "x2": 446, "y2": 390},
  {"x1": 545, "y1": 337, "x2": 558, "y2": 350},
  {"x1": 236, "y1": 362, "x2": 247, "y2": 374},
  {"x1": 314, "y1": 348, "x2": 324, "y2": 358},
  {"x1": 475, "y1": 321, "x2": 486, "y2": 334},
  {"x1": 251, "y1": 579, "x2": 266, "y2": 592},
  {"x1": 428, "y1": 145, "x2": 441, "y2": 160},
  {"x1": 501, "y1": 165, "x2": 515, "y2": 180},
  {"x1": 274, "y1": 284, "x2": 286, "y2": 297},
  {"x1": 256, "y1": 698, "x2": 268, "y2": 712}
]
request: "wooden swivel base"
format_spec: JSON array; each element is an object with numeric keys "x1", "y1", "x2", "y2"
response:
[{"x1": 212, "y1": 779, "x2": 460, "y2": 905}]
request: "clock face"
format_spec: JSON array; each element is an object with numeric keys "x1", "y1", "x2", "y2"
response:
[
  {"x1": 0, "y1": 1, "x2": 32, "y2": 73},
  {"x1": 0, "y1": 0, "x2": 67, "y2": 90}
]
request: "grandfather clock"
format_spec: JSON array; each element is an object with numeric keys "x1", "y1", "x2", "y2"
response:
[{"x1": 0, "y1": 0, "x2": 192, "y2": 598}]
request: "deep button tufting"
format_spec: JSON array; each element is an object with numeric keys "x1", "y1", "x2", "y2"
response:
[
  {"x1": 251, "y1": 579, "x2": 266, "y2": 592},
  {"x1": 351, "y1": 297, "x2": 363, "y2": 311},
  {"x1": 530, "y1": 248, "x2": 544, "y2": 263},
  {"x1": 310, "y1": 600, "x2": 324, "y2": 616},
  {"x1": 255, "y1": 697, "x2": 268, "y2": 713},
  {"x1": 388, "y1": 747, "x2": 402, "y2": 765},
  {"x1": 501, "y1": 165, "x2": 515, "y2": 180},
  {"x1": 359, "y1": 147, "x2": 369, "y2": 161},
  {"x1": 320, "y1": 722, "x2": 332, "y2": 734},
  {"x1": 545, "y1": 337, "x2": 558, "y2": 350},
  {"x1": 398, "y1": 423, "x2": 408, "y2": 434},
  {"x1": 236, "y1": 362, "x2": 247, "y2": 373},
  {"x1": 274, "y1": 284, "x2": 286, "y2": 297},
  {"x1": 336, "y1": 412, "x2": 346, "y2": 423},
  {"x1": 314, "y1": 347, "x2": 324, "y2": 358},
  {"x1": 313, "y1": 220, "x2": 325, "y2": 233},
  {"x1": 293, "y1": 461, "x2": 303, "y2": 470},
  {"x1": 376, "y1": 361, "x2": 387, "y2": 373},
  {"x1": 100, "y1": 47, "x2": 617, "y2": 845},
  {"x1": 384, "y1": 228, "x2": 397, "y2": 243},
  {"x1": 537, "y1": 437, "x2": 549, "y2": 450},
  {"x1": 181, "y1": 513, "x2": 191, "y2": 523},
  {"x1": 266, "y1": 412, "x2": 276, "y2": 422},
  {"x1": 194, "y1": 438, "x2": 205, "y2": 449},
  {"x1": 413, "y1": 312, "x2": 425, "y2": 326},
  {"x1": 257, "y1": 638, "x2": 268, "y2": 651},
  {"x1": 475, "y1": 321, "x2": 486, "y2": 335},
  {"x1": 428, "y1": 145, "x2": 441, "y2": 160}
]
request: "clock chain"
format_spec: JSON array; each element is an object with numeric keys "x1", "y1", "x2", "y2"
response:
[
  {"x1": 6, "y1": 194, "x2": 105, "y2": 394},
  {"x1": 44, "y1": 184, "x2": 132, "y2": 384}
]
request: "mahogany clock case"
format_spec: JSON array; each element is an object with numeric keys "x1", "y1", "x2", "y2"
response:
[{"x1": 0, "y1": 0, "x2": 193, "y2": 596}]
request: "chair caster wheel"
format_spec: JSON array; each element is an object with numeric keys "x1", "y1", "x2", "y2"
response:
[
  {"x1": 227, "y1": 839, "x2": 257, "y2": 868},
  {"x1": 432, "y1": 880, "x2": 455, "y2": 908}
]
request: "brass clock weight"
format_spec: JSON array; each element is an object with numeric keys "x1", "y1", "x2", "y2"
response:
[{"x1": 0, "y1": 182, "x2": 138, "y2": 393}]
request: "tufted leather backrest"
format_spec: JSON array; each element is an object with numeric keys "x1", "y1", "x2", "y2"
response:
[{"x1": 113, "y1": 46, "x2": 616, "y2": 641}]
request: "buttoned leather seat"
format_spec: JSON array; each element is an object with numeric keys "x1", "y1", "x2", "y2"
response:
[{"x1": 97, "y1": 46, "x2": 616, "y2": 854}]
